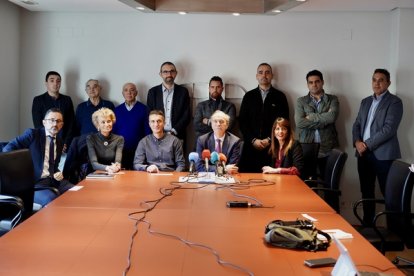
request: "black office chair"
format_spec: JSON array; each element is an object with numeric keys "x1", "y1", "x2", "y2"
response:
[
  {"x1": 0, "y1": 149, "x2": 35, "y2": 235},
  {"x1": 63, "y1": 135, "x2": 92, "y2": 184},
  {"x1": 300, "y1": 143, "x2": 320, "y2": 181},
  {"x1": 353, "y1": 160, "x2": 414, "y2": 270},
  {"x1": 305, "y1": 148, "x2": 347, "y2": 213}
]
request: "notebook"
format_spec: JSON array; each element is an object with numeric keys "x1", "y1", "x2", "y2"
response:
[{"x1": 332, "y1": 236, "x2": 386, "y2": 276}]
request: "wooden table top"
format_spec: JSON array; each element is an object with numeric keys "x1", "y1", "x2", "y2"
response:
[{"x1": 0, "y1": 172, "x2": 403, "y2": 276}]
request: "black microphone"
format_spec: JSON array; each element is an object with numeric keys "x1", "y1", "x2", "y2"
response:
[
  {"x1": 201, "y1": 149, "x2": 211, "y2": 172},
  {"x1": 188, "y1": 152, "x2": 199, "y2": 175}
]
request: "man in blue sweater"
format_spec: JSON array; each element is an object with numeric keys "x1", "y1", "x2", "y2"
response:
[{"x1": 112, "y1": 82, "x2": 150, "y2": 169}]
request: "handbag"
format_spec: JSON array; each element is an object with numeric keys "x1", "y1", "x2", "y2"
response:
[{"x1": 264, "y1": 219, "x2": 331, "y2": 251}]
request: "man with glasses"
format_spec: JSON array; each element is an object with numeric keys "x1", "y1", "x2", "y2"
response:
[
  {"x1": 3, "y1": 108, "x2": 74, "y2": 207},
  {"x1": 147, "y1": 62, "x2": 191, "y2": 141},
  {"x1": 32, "y1": 71, "x2": 76, "y2": 152}
]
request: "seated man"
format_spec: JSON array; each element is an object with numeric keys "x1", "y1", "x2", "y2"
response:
[
  {"x1": 3, "y1": 108, "x2": 74, "y2": 206},
  {"x1": 133, "y1": 110, "x2": 185, "y2": 172},
  {"x1": 196, "y1": 110, "x2": 241, "y2": 174}
]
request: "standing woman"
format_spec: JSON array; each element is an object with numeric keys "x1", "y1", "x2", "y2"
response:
[
  {"x1": 87, "y1": 108, "x2": 124, "y2": 173},
  {"x1": 262, "y1": 117, "x2": 304, "y2": 176}
]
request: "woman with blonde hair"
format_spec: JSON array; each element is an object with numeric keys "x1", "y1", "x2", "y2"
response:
[
  {"x1": 86, "y1": 108, "x2": 124, "y2": 173},
  {"x1": 262, "y1": 117, "x2": 304, "y2": 176}
]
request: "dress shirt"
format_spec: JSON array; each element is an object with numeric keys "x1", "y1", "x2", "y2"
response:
[
  {"x1": 162, "y1": 85, "x2": 174, "y2": 132},
  {"x1": 310, "y1": 93, "x2": 323, "y2": 143},
  {"x1": 363, "y1": 92, "x2": 386, "y2": 141},
  {"x1": 41, "y1": 135, "x2": 56, "y2": 178},
  {"x1": 133, "y1": 133, "x2": 185, "y2": 172}
]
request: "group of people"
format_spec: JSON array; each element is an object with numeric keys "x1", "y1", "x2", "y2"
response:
[{"x1": 2, "y1": 62, "x2": 403, "y2": 226}]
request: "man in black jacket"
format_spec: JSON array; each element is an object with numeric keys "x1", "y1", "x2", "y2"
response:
[{"x1": 239, "y1": 63, "x2": 289, "y2": 172}]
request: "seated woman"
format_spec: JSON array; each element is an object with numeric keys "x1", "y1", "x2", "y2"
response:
[
  {"x1": 86, "y1": 108, "x2": 124, "y2": 174},
  {"x1": 262, "y1": 117, "x2": 304, "y2": 176}
]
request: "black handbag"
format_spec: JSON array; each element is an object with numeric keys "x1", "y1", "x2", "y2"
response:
[{"x1": 264, "y1": 219, "x2": 331, "y2": 251}]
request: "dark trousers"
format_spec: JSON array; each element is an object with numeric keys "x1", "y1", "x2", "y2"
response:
[
  {"x1": 239, "y1": 144, "x2": 271, "y2": 173},
  {"x1": 34, "y1": 177, "x2": 74, "y2": 207},
  {"x1": 357, "y1": 151, "x2": 393, "y2": 225}
]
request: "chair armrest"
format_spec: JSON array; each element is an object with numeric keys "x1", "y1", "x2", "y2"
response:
[
  {"x1": 304, "y1": 179, "x2": 324, "y2": 188},
  {"x1": 34, "y1": 186, "x2": 60, "y2": 195},
  {"x1": 0, "y1": 195, "x2": 24, "y2": 231},
  {"x1": 352, "y1": 198, "x2": 385, "y2": 224},
  {"x1": 311, "y1": 187, "x2": 341, "y2": 196}
]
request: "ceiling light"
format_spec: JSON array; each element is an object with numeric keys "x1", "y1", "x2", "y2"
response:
[
  {"x1": 232, "y1": 13, "x2": 240, "y2": 16},
  {"x1": 136, "y1": 7, "x2": 145, "y2": 10},
  {"x1": 272, "y1": 9, "x2": 282, "y2": 13},
  {"x1": 178, "y1": 11, "x2": 187, "y2": 15}
]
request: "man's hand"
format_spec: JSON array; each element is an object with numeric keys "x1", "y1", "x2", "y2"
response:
[
  {"x1": 53, "y1": 171, "x2": 64, "y2": 181},
  {"x1": 253, "y1": 139, "x2": 269, "y2": 150},
  {"x1": 146, "y1": 165, "x2": 159, "y2": 173},
  {"x1": 355, "y1": 140, "x2": 368, "y2": 156}
]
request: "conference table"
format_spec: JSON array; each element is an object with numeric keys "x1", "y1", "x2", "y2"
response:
[{"x1": 0, "y1": 172, "x2": 403, "y2": 276}]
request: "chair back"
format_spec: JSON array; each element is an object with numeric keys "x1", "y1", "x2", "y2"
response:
[
  {"x1": 323, "y1": 149, "x2": 347, "y2": 190},
  {"x1": 63, "y1": 135, "x2": 91, "y2": 184},
  {"x1": 384, "y1": 160, "x2": 414, "y2": 246},
  {"x1": 0, "y1": 149, "x2": 34, "y2": 214},
  {"x1": 300, "y1": 143, "x2": 320, "y2": 180}
]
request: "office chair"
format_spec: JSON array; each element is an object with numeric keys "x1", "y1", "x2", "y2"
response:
[
  {"x1": 305, "y1": 148, "x2": 347, "y2": 213},
  {"x1": 300, "y1": 142, "x2": 320, "y2": 181},
  {"x1": 0, "y1": 149, "x2": 34, "y2": 235},
  {"x1": 63, "y1": 135, "x2": 91, "y2": 184},
  {"x1": 353, "y1": 160, "x2": 414, "y2": 270}
]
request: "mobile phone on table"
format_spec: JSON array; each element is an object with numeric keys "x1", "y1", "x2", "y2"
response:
[{"x1": 304, "y1": 257, "x2": 336, "y2": 268}]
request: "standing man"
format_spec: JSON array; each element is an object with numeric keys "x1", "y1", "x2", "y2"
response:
[
  {"x1": 147, "y1": 62, "x2": 191, "y2": 140},
  {"x1": 295, "y1": 70, "x2": 339, "y2": 176},
  {"x1": 75, "y1": 79, "x2": 115, "y2": 136},
  {"x1": 32, "y1": 71, "x2": 75, "y2": 152},
  {"x1": 133, "y1": 110, "x2": 185, "y2": 172},
  {"x1": 352, "y1": 68, "x2": 403, "y2": 225},
  {"x1": 3, "y1": 108, "x2": 74, "y2": 207},
  {"x1": 194, "y1": 76, "x2": 236, "y2": 140},
  {"x1": 112, "y1": 83, "x2": 150, "y2": 170},
  {"x1": 238, "y1": 63, "x2": 289, "y2": 172}
]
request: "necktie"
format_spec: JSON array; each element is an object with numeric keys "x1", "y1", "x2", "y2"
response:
[
  {"x1": 48, "y1": 136, "x2": 55, "y2": 177},
  {"x1": 216, "y1": 139, "x2": 222, "y2": 153}
]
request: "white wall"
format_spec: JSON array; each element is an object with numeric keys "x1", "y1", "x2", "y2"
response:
[
  {"x1": 0, "y1": 1, "x2": 20, "y2": 141},
  {"x1": 9, "y1": 8, "x2": 414, "y2": 222}
]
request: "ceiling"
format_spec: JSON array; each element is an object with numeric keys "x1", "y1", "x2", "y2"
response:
[{"x1": 8, "y1": 0, "x2": 414, "y2": 14}]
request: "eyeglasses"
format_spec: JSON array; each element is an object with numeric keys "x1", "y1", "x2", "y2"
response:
[
  {"x1": 161, "y1": 70, "x2": 177, "y2": 75},
  {"x1": 45, "y1": 118, "x2": 63, "y2": 124}
]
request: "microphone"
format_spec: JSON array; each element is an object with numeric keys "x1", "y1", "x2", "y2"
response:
[
  {"x1": 188, "y1": 152, "x2": 199, "y2": 175},
  {"x1": 211, "y1": 151, "x2": 224, "y2": 176},
  {"x1": 219, "y1": 153, "x2": 227, "y2": 174},
  {"x1": 201, "y1": 149, "x2": 211, "y2": 172}
]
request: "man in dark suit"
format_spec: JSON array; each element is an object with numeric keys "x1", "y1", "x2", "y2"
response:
[
  {"x1": 194, "y1": 76, "x2": 236, "y2": 140},
  {"x1": 3, "y1": 108, "x2": 74, "y2": 207},
  {"x1": 238, "y1": 63, "x2": 289, "y2": 172},
  {"x1": 32, "y1": 71, "x2": 75, "y2": 152},
  {"x1": 196, "y1": 110, "x2": 241, "y2": 174},
  {"x1": 147, "y1": 61, "x2": 191, "y2": 140},
  {"x1": 352, "y1": 68, "x2": 403, "y2": 225}
]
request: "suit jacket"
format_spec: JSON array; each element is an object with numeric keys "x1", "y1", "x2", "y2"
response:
[
  {"x1": 3, "y1": 128, "x2": 63, "y2": 181},
  {"x1": 195, "y1": 131, "x2": 241, "y2": 172},
  {"x1": 270, "y1": 140, "x2": 304, "y2": 176},
  {"x1": 147, "y1": 84, "x2": 191, "y2": 139},
  {"x1": 193, "y1": 97, "x2": 236, "y2": 139},
  {"x1": 295, "y1": 92, "x2": 339, "y2": 155},
  {"x1": 352, "y1": 91, "x2": 403, "y2": 160}
]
